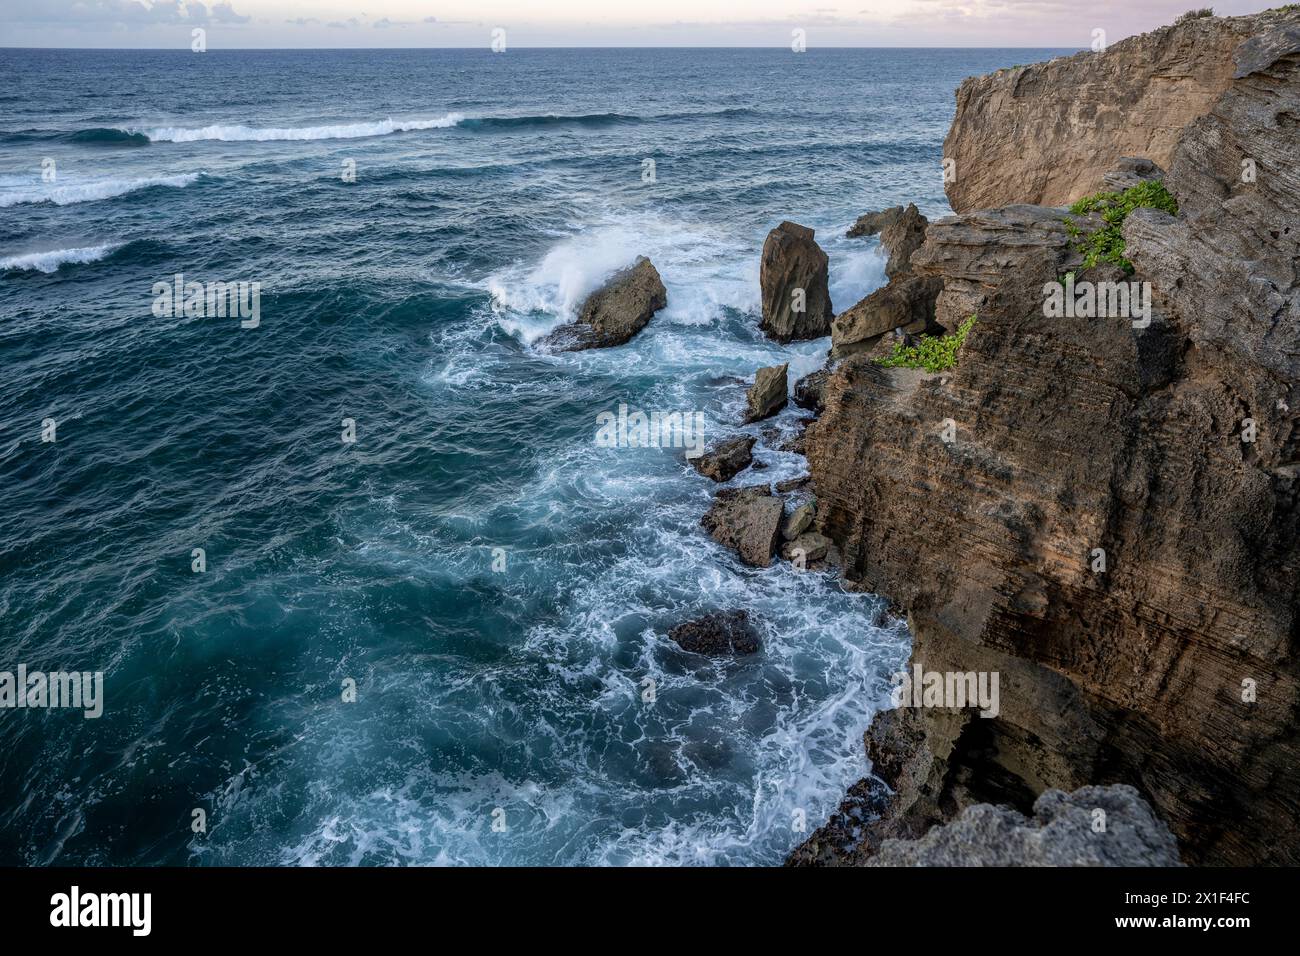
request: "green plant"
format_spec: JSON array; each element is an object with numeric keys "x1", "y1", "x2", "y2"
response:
[
  {"x1": 1175, "y1": 8, "x2": 1214, "y2": 22},
  {"x1": 1064, "y1": 180, "x2": 1178, "y2": 272},
  {"x1": 877, "y1": 315, "x2": 977, "y2": 373}
]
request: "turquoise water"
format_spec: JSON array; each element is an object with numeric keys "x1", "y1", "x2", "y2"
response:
[{"x1": 0, "y1": 47, "x2": 1057, "y2": 865}]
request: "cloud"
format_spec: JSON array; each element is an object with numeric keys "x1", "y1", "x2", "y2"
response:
[{"x1": 1, "y1": 0, "x2": 249, "y2": 27}]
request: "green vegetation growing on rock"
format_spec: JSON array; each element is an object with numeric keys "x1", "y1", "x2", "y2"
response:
[
  {"x1": 877, "y1": 315, "x2": 976, "y2": 373},
  {"x1": 1176, "y1": 8, "x2": 1214, "y2": 23},
  {"x1": 1065, "y1": 180, "x2": 1178, "y2": 272}
]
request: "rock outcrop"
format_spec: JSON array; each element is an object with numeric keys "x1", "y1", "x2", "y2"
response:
[
  {"x1": 943, "y1": 12, "x2": 1267, "y2": 212},
  {"x1": 668, "y1": 610, "x2": 760, "y2": 655},
  {"x1": 847, "y1": 206, "x2": 904, "y2": 239},
  {"x1": 865, "y1": 785, "x2": 1183, "y2": 867},
  {"x1": 700, "y1": 485, "x2": 783, "y2": 568},
  {"x1": 543, "y1": 256, "x2": 667, "y2": 350},
  {"x1": 793, "y1": 9, "x2": 1300, "y2": 867},
  {"x1": 744, "y1": 363, "x2": 788, "y2": 422},
  {"x1": 690, "y1": 436, "x2": 756, "y2": 483},
  {"x1": 832, "y1": 203, "x2": 943, "y2": 356},
  {"x1": 759, "y1": 222, "x2": 833, "y2": 341}
]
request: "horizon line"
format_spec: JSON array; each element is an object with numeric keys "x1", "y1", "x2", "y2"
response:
[{"x1": 1, "y1": 44, "x2": 1081, "y2": 52}]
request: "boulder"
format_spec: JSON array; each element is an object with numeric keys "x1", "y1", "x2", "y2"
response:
[
  {"x1": 700, "y1": 485, "x2": 784, "y2": 568},
  {"x1": 782, "y1": 531, "x2": 832, "y2": 564},
  {"x1": 668, "y1": 610, "x2": 760, "y2": 655},
  {"x1": 690, "y1": 436, "x2": 756, "y2": 482},
  {"x1": 847, "y1": 206, "x2": 904, "y2": 238},
  {"x1": 1101, "y1": 156, "x2": 1166, "y2": 193},
  {"x1": 783, "y1": 501, "x2": 816, "y2": 540},
  {"x1": 775, "y1": 475, "x2": 811, "y2": 493},
  {"x1": 759, "y1": 222, "x2": 834, "y2": 341},
  {"x1": 830, "y1": 275, "x2": 943, "y2": 357},
  {"x1": 879, "y1": 203, "x2": 930, "y2": 279},
  {"x1": 865, "y1": 785, "x2": 1183, "y2": 867},
  {"x1": 793, "y1": 368, "x2": 829, "y2": 412},
  {"x1": 542, "y1": 256, "x2": 667, "y2": 350},
  {"x1": 744, "y1": 363, "x2": 788, "y2": 422}
]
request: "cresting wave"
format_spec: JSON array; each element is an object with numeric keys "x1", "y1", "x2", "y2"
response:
[
  {"x1": 138, "y1": 113, "x2": 466, "y2": 142},
  {"x1": 0, "y1": 173, "x2": 200, "y2": 208},
  {"x1": 0, "y1": 243, "x2": 120, "y2": 273},
  {"x1": 63, "y1": 108, "x2": 761, "y2": 145}
]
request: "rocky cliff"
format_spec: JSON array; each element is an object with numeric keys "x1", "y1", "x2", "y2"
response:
[
  {"x1": 943, "y1": 12, "x2": 1269, "y2": 212},
  {"x1": 793, "y1": 8, "x2": 1300, "y2": 866}
]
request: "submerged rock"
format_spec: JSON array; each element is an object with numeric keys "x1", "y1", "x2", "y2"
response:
[
  {"x1": 690, "y1": 436, "x2": 756, "y2": 482},
  {"x1": 865, "y1": 785, "x2": 1183, "y2": 867},
  {"x1": 700, "y1": 485, "x2": 784, "y2": 568},
  {"x1": 759, "y1": 221, "x2": 833, "y2": 341},
  {"x1": 542, "y1": 256, "x2": 667, "y2": 350},
  {"x1": 744, "y1": 363, "x2": 788, "y2": 422},
  {"x1": 668, "y1": 610, "x2": 760, "y2": 655}
]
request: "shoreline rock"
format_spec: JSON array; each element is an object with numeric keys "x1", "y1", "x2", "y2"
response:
[
  {"x1": 759, "y1": 221, "x2": 833, "y2": 341},
  {"x1": 668, "y1": 610, "x2": 760, "y2": 655},
  {"x1": 744, "y1": 363, "x2": 788, "y2": 423},
  {"x1": 542, "y1": 256, "x2": 666, "y2": 351}
]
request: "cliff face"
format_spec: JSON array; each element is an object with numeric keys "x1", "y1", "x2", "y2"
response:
[
  {"x1": 798, "y1": 11, "x2": 1300, "y2": 866},
  {"x1": 944, "y1": 14, "x2": 1258, "y2": 212}
]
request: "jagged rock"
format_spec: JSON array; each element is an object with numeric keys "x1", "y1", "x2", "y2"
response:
[
  {"x1": 879, "y1": 203, "x2": 929, "y2": 279},
  {"x1": 542, "y1": 256, "x2": 667, "y2": 350},
  {"x1": 793, "y1": 369, "x2": 829, "y2": 412},
  {"x1": 775, "y1": 475, "x2": 811, "y2": 493},
  {"x1": 831, "y1": 275, "x2": 943, "y2": 357},
  {"x1": 910, "y1": 204, "x2": 1081, "y2": 331},
  {"x1": 1102, "y1": 156, "x2": 1166, "y2": 192},
  {"x1": 668, "y1": 610, "x2": 760, "y2": 655},
  {"x1": 847, "y1": 206, "x2": 904, "y2": 238},
  {"x1": 744, "y1": 363, "x2": 788, "y2": 422},
  {"x1": 759, "y1": 222, "x2": 833, "y2": 341},
  {"x1": 794, "y1": 9, "x2": 1300, "y2": 868},
  {"x1": 865, "y1": 785, "x2": 1183, "y2": 867},
  {"x1": 690, "y1": 436, "x2": 756, "y2": 483},
  {"x1": 700, "y1": 485, "x2": 784, "y2": 568},
  {"x1": 782, "y1": 531, "x2": 831, "y2": 565},
  {"x1": 783, "y1": 501, "x2": 816, "y2": 540},
  {"x1": 943, "y1": 12, "x2": 1267, "y2": 211}
]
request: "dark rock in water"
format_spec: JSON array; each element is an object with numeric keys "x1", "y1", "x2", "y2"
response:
[
  {"x1": 865, "y1": 785, "x2": 1183, "y2": 867},
  {"x1": 759, "y1": 222, "x2": 834, "y2": 341},
  {"x1": 793, "y1": 368, "x2": 829, "y2": 412},
  {"x1": 690, "y1": 436, "x2": 756, "y2": 482},
  {"x1": 879, "y1": 203, "x2": 930, "y2": 279},
  {"x1": 846, "y1": 206, "x2": 904, "y2": 239},
  {"x1": 775, "y1": 475, "x2": 811, "y2": 493},
  {"x1": 745, "y1": 363, "x2": 788, "y2": 422},
  {"x1": 700, "y1": 485, "x2": 784, "y2": 567},
  {"x1": 668, "y1": 610, "x2": 760, "y2": 655},
  {"x1": 541, "y1": 256, "x2": 667, "y2": 350}
]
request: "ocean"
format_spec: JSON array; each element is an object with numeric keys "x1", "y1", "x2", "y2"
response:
[{"x1": 0, "y1": 47, "x2": 1060, "y2": 866}]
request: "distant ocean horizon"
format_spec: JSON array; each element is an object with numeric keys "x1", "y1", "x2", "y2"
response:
[{"x1": 0, "y1": 46, "x2": 1066, "y2": 865}]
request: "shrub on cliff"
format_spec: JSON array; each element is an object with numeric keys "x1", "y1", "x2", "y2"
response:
[
  {"x1": 1065, "y1": 180, "x2": 1178, "y2": 272},
  {"x1": 877, "y1": 315, "x2": 976, "y2": 372},
  {"x1": 1175, "y1": 8, "x2": 1214, "y2": 23}
]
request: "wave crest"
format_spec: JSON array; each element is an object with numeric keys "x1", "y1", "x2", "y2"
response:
[
  {"x1": 0, "y1": 243, "x2": 120, "y2": 273},
  {"x1": 0, "y1": 173, "x2": 200, "y2": 208},
  {"x1": 140, "y1": 114, "x2": 465, "y2": 143}
]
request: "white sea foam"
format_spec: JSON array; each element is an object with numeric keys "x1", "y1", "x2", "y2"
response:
[
  {"x1": 0, "y1": 172, "x2": 199, "y2": 208},
  {"x1": 140, "y1": 114, "x2": 464, "y2": 143},
  {"x1": 0, "y1": 243, "x2": 119, "y2": 273}
]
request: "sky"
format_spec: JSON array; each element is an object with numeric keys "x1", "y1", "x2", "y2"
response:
[{"x1": 0, "y1": 0, "x2": 1276, "y2": 48}]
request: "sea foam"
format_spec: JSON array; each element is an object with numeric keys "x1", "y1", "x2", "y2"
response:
[
  {"x1": 0, "y1": 173, "x2": 199, "y2": 208},
  {"x1": 140, "y1": 114, "x2": 465, "y2": 143},
  {"x1": 0, "y1": 243, "x2": 120, "y2": 273}
]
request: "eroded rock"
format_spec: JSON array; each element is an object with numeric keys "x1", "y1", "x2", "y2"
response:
[
  {"x1": 542, "y1": 256, "x2": 667, "y2": 350},
  {"x1": 700, "y1": 485, "x2": 783, "y2": 568},
  {"x1": 759, "y1": 222, "x2": 833, "y2": 341},
  {"x1": 668, "y1": 610, "x2": 760, "y2": 655},
  {"x1": 690, "y1": 436, "x2": 756, "y2": 483},
  {"x1": 745, "y1": 363, "x2": 788, "y2": 422}
]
